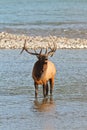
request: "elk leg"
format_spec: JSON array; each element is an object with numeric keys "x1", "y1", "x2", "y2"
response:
[
  {"x1": 46, "y1": 83, "x2": 49, "y2": 96},
  {"x1": 34, "y1": 82, "x2": 38, "y2": 98},
  {"x1": 43, "y1": 85, "x2": 46, "y2": 98},
  {"x1": 49, "y1": 78, "x2": 54, "y2": 96}
]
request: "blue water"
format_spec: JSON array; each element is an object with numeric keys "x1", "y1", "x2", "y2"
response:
[
  {"x1": 0, "y1": 0, "x2": 87, "y2": 38},
  {"x1": 0, "y1": 49, "x2": 87, "y2": 130}
]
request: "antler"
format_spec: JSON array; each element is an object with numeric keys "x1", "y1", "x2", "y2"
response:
[
  {"x1": 46, "y1": 36, "x2": 57, "y2": 57},
  {"x1": 20, "y1": 39, "x2": 42, "y2": 56},
  {"x1": 47, "y1": 42, "x2": 57, "y2": 57},
  {"x1": 44, "y1": 39, "x2": 57, "y2": 57},
  {"x1": 20, "y1": 38, "x2": 57, "y2": 57}
]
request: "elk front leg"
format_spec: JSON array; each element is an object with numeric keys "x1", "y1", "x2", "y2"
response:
[
  {"x1": 46, "y1": 82, "x2": 49, "y2": 96},
  {"x1": 43, "y1": 84, "x2": 46, "y2": 98},
  {"x1": 34, "y1": 82, "x2": 38, "y2": 98},
  {"x1": 43, "y1": 82, "x2": 49, "y2": 97},
  {"x1": 49, "y1": 78, "x2": 54, "y2": 96}
]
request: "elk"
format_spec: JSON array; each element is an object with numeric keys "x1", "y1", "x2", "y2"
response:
[{"x1": 21, "y1": 40, "x2": 57, "y2": 98}]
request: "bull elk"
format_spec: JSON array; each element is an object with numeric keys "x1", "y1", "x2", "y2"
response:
[{"x1": 21, "y1": 40, "x2": 57, "y2": 98}]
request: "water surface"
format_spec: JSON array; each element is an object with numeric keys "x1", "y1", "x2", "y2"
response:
[
  {"x1": 0, "y1": 49, "x2": 87, "y2": 130},
  {"x1": 0, "y1": 0, "x2": 87, "y2": 38}
]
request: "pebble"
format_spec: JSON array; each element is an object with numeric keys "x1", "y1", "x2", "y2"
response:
[{"x1": 0, "y1": 32, "x2": 87, "y2": 49}]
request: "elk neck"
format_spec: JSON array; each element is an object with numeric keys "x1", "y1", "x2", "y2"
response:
[{"x1": 33, "y1": 59, "x2": 48, "y2": 80}]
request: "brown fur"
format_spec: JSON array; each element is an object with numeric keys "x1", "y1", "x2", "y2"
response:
[{"x1": 32, "y1": 59, "x2": 56, "y2": 98}]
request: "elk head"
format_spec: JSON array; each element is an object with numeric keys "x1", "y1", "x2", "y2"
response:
[{"x1": 21, "y1": 39, "x2": 57, "y2": 98}]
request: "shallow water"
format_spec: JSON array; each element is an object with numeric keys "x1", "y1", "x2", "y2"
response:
[{"x1": 0, "y1": 49, "x2": 87, "y2": 130}]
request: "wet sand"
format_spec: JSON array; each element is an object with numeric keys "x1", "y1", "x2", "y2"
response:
[{"x1": 0, "y1": 32, "x2": 87, "y2": 49}]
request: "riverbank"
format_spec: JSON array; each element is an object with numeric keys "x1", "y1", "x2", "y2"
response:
[{"x1": 0, "y1": 32, "x2": 87, "y2": 49}]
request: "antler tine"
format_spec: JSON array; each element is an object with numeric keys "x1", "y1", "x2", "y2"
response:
[
  {"x1": 45, "y1": 47, "x2": 48, "y2": 54},
  {"x1": 20, "y1": 39, "x2": 27, "y2": 54},
  {"x1": 50, "y1": 36, "x2": 57, "y2": 49},
  {"x1": 53, "y1": 42, "x2": 57, "y2": 51},
  {"x1": 39, "y1": 48, "x2": 42, "y2": 54},
  {"x1": 47, "y1": 41, "x2": 57, "y2": 57},
  {"x1": 34, "y1": 48, "x2": 37, "y2": 53}
]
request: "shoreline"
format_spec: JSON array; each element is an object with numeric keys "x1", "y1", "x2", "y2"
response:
[{"x1": 0, "y1": 32, "x2": 87, "y2": 49}]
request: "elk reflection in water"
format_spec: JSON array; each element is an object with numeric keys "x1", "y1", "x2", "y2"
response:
[{"x1": 34, "y1": 97, "x2": 55, "y2": 112}]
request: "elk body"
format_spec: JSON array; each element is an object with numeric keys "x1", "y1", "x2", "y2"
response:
[{"x1": 21, "y1": 41, "x2": 57, "y2": 98}]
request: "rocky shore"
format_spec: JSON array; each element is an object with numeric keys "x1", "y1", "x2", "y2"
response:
[{"x1": 0, "y1": 32, "x2": 87, "y2": 49}]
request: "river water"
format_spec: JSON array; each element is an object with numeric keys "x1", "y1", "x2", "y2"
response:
[
  {"x1": 0, "y1": 49, "x2": 87, "y2": 130},
  {"x1": 0, "y1": 0, "x2": 87, "y2": 38}
]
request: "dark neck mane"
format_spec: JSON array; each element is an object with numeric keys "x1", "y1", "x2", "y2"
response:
[{"x1": 34, "y1": 60, "x2": 48, "y2": 80}]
